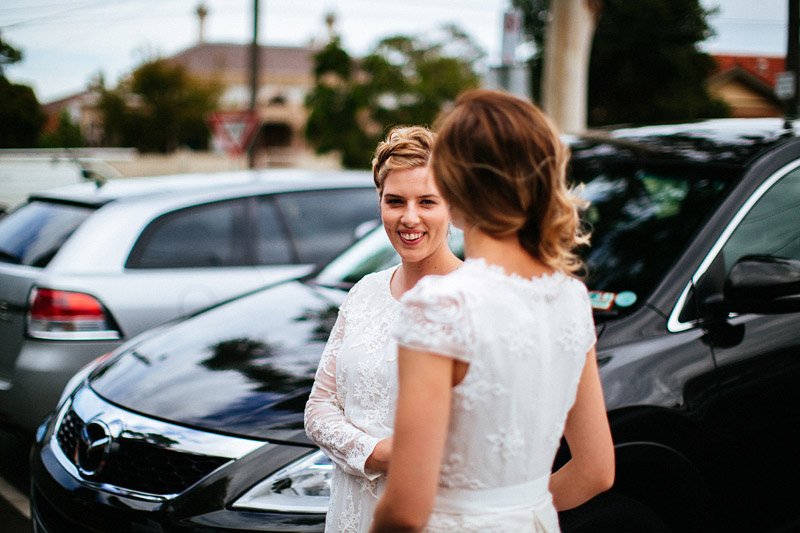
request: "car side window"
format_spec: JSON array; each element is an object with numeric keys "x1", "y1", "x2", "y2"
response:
[
  {"x1": 720, "y1": 166, "x2": 800, "y2": 271},
  {"x1": 253, "y1": 197, "x2": 294, "y2": 265},
  {"x1": 275, "y1": 189, "x2": 379, "y2": 265},
  {"x1": 127, "y1": 200, "x2": 247, "y2": 269},
  {"x1": 680, "y1": 165, "x2": 800, "y2": 324}
]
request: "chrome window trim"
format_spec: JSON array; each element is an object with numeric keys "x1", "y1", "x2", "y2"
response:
[
  {"x1": 667, "y1": 158, "x2": 800, "y2": 333},
  {"x1": 27, "y1": 329, "x2": 122, "y2": 341},
  {"x1": 51, "y1": 386, "x2": 265, "y2": 500}
]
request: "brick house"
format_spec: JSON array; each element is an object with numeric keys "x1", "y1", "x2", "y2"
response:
[{"x1": 708, "y1": 54, "x2": 785, "y2": 118}]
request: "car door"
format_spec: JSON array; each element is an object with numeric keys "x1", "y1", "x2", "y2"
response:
[{"x1": 682, "y1": 153, "x2": 800, "y2": 531}]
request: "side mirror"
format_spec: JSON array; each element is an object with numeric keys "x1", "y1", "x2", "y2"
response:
[{"x1": 722, "y1": 255, "x2": 800, "y2": 314}]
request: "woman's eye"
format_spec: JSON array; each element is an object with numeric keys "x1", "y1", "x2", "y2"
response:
[
  {"x1": 385, "y1": 198, "x2": 402, "y2": 205},
  {"x1": 421, "y1": 199, "x2": 436, "y2": 205}
]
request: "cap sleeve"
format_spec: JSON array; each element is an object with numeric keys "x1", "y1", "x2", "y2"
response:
[
  {"x1": 392, "y1": 276, "x2": 475, "y2": 362},
  {"x1": 562, "y1": 282, "x2": 596, "y2": 358}
]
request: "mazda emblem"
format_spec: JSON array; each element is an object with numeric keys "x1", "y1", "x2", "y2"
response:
[{"x1": 74, "y1": 419, "x2": 112, "y2": 477}]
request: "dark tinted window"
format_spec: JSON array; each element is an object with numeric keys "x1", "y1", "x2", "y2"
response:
[
  {"x1": 253, "y1": 198, "x2": 293, "y2": 264},
  {"x1": 276, "y1": 189, "x2": 379, "y2": 265},
  {"x1": 0, "y1": 201, "x2": 92, "y2": 267},
  {"x1": 128, "y1": 200, "x2": 247, "y2": 268},
  {"x1": 571, "y1": 153, "x2": 738, "y2": 316},
  {"x1": 722, "y1": 166, "x2": 800, "y2": 269}
]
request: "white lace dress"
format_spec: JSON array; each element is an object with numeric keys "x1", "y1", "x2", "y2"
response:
[
  {"x1": 392, "y1": 258, "x2": 596, "y2": 533},
  {"x1": 304, "y1": 267, "x2": 400, "y2": 533}
]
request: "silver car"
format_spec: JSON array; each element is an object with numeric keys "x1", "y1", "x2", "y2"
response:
[{"x1": 0, "y1": 168, "x2": 378, "y2": 431}]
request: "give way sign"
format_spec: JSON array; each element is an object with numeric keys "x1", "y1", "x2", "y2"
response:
[{"x1": 207, "y1": 111, "x2": 261, "y2": 156}]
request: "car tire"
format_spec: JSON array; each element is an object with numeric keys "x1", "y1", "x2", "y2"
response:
[{"x1": 559, "y1": 492, "x2": 672, "y2": 533}]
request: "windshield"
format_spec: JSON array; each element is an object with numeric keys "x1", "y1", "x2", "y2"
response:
[
  {"x1": 314, "y1": 227, "x2": 464, "y2": 288},
  {"x1": 314, "y1": 140, "x2": 741, "y2": 319},
  {"x1": 572, "y1": 146, "x2": 740, "y2": 317}
]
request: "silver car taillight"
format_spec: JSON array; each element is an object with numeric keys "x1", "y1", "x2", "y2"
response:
[{"x1": 27, "y1": 287, "x2": 121, "y2": 340}]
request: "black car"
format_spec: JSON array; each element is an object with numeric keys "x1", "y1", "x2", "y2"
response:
[{"x1": 31, "y1": 118, "x2": 800, "y2": 532}]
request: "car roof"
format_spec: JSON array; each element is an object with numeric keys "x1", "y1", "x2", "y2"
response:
[
  {"x1": 28, "y1": 168, "x2": 374, "y2": 208},
  {"x1": 570, "y1": 117, "x2": 800, "y2": 167}
]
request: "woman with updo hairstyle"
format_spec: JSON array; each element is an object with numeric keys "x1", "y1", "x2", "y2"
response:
[
  {"x1": 372, "y1": 90, "x2": 614, "y2": 532},
  {"x1": 305, "y1": 125, "x2": 461, "y2": 533}
]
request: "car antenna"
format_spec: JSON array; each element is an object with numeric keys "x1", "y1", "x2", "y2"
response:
[{"x1": 65, "y1": 148, "x2": 111, "y2": 189}]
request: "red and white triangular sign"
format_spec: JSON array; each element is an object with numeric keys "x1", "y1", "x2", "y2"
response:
[{"x1": 207, "y1": 111, "x2": 261, "y2": 156}]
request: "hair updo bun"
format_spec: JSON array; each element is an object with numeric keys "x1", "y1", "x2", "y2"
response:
[
  {"x1": 431, "y1": 89, "x2": 589, "y2": 274},
  {"x1": 372, "y1": 126, "x2": 435, "y2": 195}
]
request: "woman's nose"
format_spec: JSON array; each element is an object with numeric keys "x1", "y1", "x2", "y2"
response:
[{"x1": 400, "y1": 205, "x2": 420, "y2": 225}]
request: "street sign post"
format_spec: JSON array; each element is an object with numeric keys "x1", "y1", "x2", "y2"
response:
[
  {"x1": 776, "y1": 71, "x2": 796, "y2": 102},
  {"x1": 207, "y1": 111, "x2": 261, "y2": 157}
]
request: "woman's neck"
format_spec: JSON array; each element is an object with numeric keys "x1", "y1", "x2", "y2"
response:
[
  {"x1": 463, "y1": 226, "x2": 554, "y2": 278},
  {"x1": 393, "y1": 245, "x2": 461, "y2": 298}
]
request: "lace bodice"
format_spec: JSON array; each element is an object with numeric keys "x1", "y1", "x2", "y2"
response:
[
  {"x1": 304, "y1": 267, "x2": 400, "y2": 532},
  {"x1": 393, "y1": 258, "x2": 596, "y2": 511}
]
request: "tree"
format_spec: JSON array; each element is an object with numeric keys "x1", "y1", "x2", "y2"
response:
[
  {"x1": 587, "y1": 0, "x2": 727, "y2": 125},
  {"x1": 513, "y1": 0, "x2": 728, "y2": 126},
  {"x1": 540, "y1": 0, "x2": 600, "y2": 132},
  {"x1": 305, "y1": 26, "x2": 482, "y2": 168},
  {"x1": 0, "y1": 36, "x2": 44, "y2": 148},
  {"x1": 304, "y1": 38, "x2": 373, "y2": 168},
  {"x1": 0, "y1": 35, "x2": 23, "y2": 75},
  {"x1": 39, "y1": 110, "x2": 85, "y2": 148},
  {"x1": 97, "y1": 59, "x2": 221, "y2": 152}
]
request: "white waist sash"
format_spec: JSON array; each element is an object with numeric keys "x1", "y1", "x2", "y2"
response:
[{"x1": 433, "y1": 475, "x2": 552, "y2": 515}]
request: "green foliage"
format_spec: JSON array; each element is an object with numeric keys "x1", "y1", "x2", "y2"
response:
[
  {"x1": 304, "y1": 38, "x2": 372, "y2": 168},
  {"x1": 39, "y1": 110, "x2": 85, "y2": 148},
  {"x1": 97, "y1": 59, "x2": 221, "y2": 152},
  {"x1": 512, "y1": 0, "x2": 729, "y2": 125},
  {"x1": 0, "y1": 36, "x2": 44, "y2": 147},
  {"x1": 305, "y1": 27, "x2": 483, "y2": 168},
  {"x1": 0, "y1": 35, "x2": 23, "y2": 74},
  {"x1": 0, "y1": 75, "x2": 45, "y2": 148}
]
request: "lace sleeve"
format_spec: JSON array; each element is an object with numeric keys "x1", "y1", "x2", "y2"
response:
[
  {"x1": 392, "y1": 278, "x2": 475, "y2": 362},
  {"x1": 558, "y1": 283, "x2": 597, "y2": 360},
  {"x1": 304, "y1": 294, "x2": 382, "y2": 480}
]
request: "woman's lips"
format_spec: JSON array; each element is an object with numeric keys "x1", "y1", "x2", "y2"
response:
[{"x1": 398, "y1": 231, "x2": 424, "y2": 245}]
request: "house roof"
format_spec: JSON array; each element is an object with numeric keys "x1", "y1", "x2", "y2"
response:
[
  {"x1": 712, "y1": 54, "x2": 785, "y2": 88},
  {"x1": 168, "y1": 43, "x2": 316, "y2": 77}
]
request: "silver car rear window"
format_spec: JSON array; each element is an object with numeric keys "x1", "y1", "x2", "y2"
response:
[{"x1": 0, "y1": 200, "x2": 93, "y2": 267}]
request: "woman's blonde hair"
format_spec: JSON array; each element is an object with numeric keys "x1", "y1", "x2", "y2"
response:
[
  {"x1": 432, "y1": 89, "x2": 589, "y2": 274},
  {"x1": 372, "y1": 126, "x2": 435, "y2": 195}
]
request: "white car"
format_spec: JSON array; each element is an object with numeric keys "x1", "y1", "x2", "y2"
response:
[{"x1": 0, "y1": 168, "x2": 378, "y2": 431}]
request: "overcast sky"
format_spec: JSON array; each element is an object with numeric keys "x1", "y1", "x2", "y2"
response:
[{"x1": 0, "y1": 0, "x2": 789, "y2": 103}]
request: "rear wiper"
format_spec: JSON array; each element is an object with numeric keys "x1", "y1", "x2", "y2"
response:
[{"x1": 0, "y1": 250, "x2": 21, "y2": 264}]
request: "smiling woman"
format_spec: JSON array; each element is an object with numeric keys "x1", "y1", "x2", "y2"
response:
[
  {"x1": 380, "y1": 166, "x2": 452, "y2": 272},
  {"x1": 304, "y1": 125, "x2": 462, "y2": 533}
]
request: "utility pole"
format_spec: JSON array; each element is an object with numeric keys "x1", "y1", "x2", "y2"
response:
[
  {"x1": 786, "y1": 0, "x2": 800, "y2": 120},
  {"x1": 247, "y1": 0, "x2": 260, "y2": 168}
]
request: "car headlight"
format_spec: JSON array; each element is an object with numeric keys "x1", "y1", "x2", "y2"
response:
[{"x1": 231, "y1": 450, "x2": 333, "y2": 513}]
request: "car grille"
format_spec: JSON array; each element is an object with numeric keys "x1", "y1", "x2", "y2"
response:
[{"x1": 56, "y1": 409, "x2": 230, "y2": 496}]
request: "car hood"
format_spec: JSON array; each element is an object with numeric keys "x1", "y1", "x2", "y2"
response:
[{"x1": 89, "y1": 280, "x2": 345, "y2": 444}]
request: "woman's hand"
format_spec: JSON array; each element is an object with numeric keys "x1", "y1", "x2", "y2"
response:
[{"x1": 365, "y1": 437, "x2": 393, "y2": 473}]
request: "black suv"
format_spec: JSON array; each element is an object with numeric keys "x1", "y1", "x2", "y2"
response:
[{"x1": 31, "y1": 118, "x2": 800, "y2": 532}]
